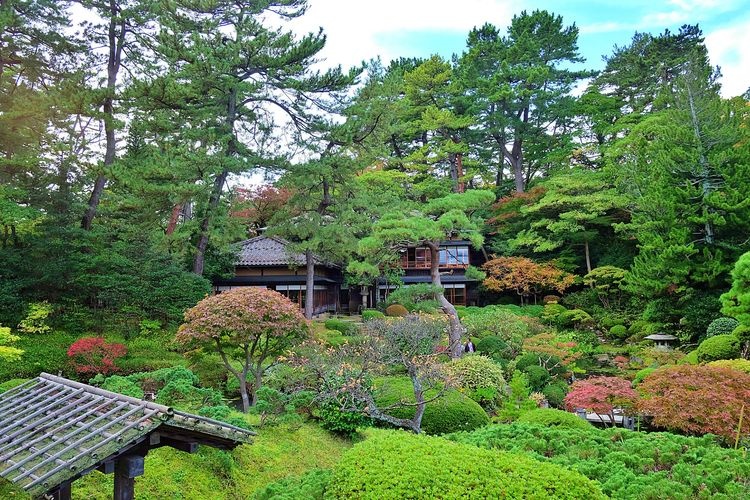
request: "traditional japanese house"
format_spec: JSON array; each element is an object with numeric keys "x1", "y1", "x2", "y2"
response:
[
  {"x1": 376, "y1": 240, "x2": 485, "y2": 307},
  {"x1": 213, "y1": 235, "x2": 344, "y2": 315}
]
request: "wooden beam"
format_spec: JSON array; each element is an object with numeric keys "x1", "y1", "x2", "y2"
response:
[{"x1": 114, "y1": 455, "x2": 144, "y2": 500}]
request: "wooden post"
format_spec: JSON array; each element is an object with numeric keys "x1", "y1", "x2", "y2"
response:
[
  {"x1": 114, "y1": 455, "x2": 144, "y2": 500},
  {"x1": 50, "y1": 482, "x2": 71, "y2": 500}
]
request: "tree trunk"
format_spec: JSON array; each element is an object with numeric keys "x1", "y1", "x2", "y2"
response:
[
  {"x1": 165, "y1": 203, "x2": 182, "y2": 235},
  {"x1": 427, "y1": 242, "x2": 463, "y2": 359},
  {"x1": 81, "y1": 2, "x2": 125, "y2": 230},
  {"x1": 686, "y1": 81, "x2": 715, "y2": 244},
  {"x1": 193, "y1": 87, "x2": 238, "y2": 275},
  {"x1": 193, "y1": 171, "x2": 228, "y2": 275},
  {"x1": 584, "y1": 240, "x2": 592, "y2": 274},
  {"x1": 410, "y1": 370, "x2": 426, "y2": 434},
  {"x1": 305, "y1": 249, "x2": 314, "y2": 319},
  {"x1": 237, "y1": 376, "x2": 250, "y2": 413}
]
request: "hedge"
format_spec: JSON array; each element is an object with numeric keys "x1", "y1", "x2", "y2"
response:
[
  {"x1": 327, "y1": 430, "x2": 604, "y2": 499},
  {"x1": 516, "y1": 409, "x2": 592, "y2": 430},
  {"x1": 323, "y1": 319, "x2": 357, "y2": 336},
  {"x1": 449, "y1": 423, "x2": 750, "y2": 499},
  {"x1": 373, "y1": 377, "x2": 489, "y2": 435}
]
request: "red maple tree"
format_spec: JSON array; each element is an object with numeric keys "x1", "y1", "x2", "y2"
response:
[
  {"x1": 637, "y1": 365, "x2": 750, "y2": 442},
  {"x1": 67, "y1": 337, "x2": 127, "y2": 375},
  {"x1": 564, "y1": 376, "x2": 637, "y2": 425}
]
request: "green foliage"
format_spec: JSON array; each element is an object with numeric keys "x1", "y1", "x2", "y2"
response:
[
  {"x1": 361, "y1": 310, "x2": 385, "y2": 322},
  {"x1": 448, "y1": 355, "x2": 505, "y2": 409},
  {"x1": 721, "y1": 250, "x2": 750, "y2": 327},
  {"x1": 696, "y1": 334, "x2": 740, "y2": 362},
  {"x1": 497, "y1": 370, "x2": 536, "y2": 422},
  {"x1": 198, "y1": 405, "x2": 253, "y2": 431},
  {"x1": 609, "y1": 324, "x2": 629, "y2": 341},
  {"x1": 449, "y1": 422, "x2": 750, "y2": 499},
  {"x1": 475, "y1": 335, "x2": 507, "y2": 360},
  {"x1": 541, "y1": 380, "x2": 569, "y2": 408},
  {"x1": 0, "y1": 324, "x2": 23, "y2": 362},
  {"x1": 523, "y1": 365, "x2": 550, "y2": 392},
  {"x1": 0, "y1": 330, "x2": 78, "y2": 381},
  {"x1": 327, "y1": 429, "x2": 604, "y2": 499},
  {"x1": 17, "y1": 301, "x2": 52, "y2": 334},
  {"x1": 323, "y1": 319, "x2": 357, "y2": 336},
  {"x1": 385, "y1": 284, "x2": 442, "y2": 312},
  {"x1": 706, "y1": 317, "x2": 740, "y2": 338},
  {"x1": 556, "y1": 309, "x2": 594, "y2": 329},
  {"x1": 155, "y1": 379, "x2": 223, "y2": 411},
  {"x1": 0, "y1": 378, "x2": 29, "y2": 393},
  {"x1": 462, "y1": 306, "x2": 542, "y2": 359},
  {"x1": 374, "y1": 377, "x2": 489, "y2": 435},
  {"x1": 517, "y1": 408, "x2": 592, "y2": 430},
  {"x1": 632, "y1": 367, "x2": 656, "y2": 386},
  {"x1": 99, "y1": 375, "x2": 144, "y2": 399},
  {"x1": 584, "y1": 266, "x2": 628, "y2": 309},
  {"x1": 253, "y1": 469, "x2": 332, "y2": 500},
  {"x1": 318, "y1": 400, "x2": 373, "y2": 438},
  {"x1": 384, "y1": 304, "x2": 408, "y2": 317}
]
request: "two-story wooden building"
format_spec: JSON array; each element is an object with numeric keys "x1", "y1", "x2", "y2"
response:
[
  {"x1": 213, "y1": 235, "x2": 343, "y2": 315},
  {"x1": 376, "y1": 240, "x2": 485, "y2": 307}
]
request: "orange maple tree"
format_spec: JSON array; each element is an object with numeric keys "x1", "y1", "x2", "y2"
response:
[{"x1": 482, "y1": 256, "x2": 575, "y2": 305}]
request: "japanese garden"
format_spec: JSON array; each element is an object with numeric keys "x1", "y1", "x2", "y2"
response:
[{"x1": 1, "y1": 0, "x2": 750, "y2": 498}]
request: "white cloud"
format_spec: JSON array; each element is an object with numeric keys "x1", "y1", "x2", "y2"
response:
[
  {"x1": 705, "y1": 20, "x2": 750, "y2": 97},
  {"x1": 288, "y1": 0, "x2": 519, "y2": 69}
]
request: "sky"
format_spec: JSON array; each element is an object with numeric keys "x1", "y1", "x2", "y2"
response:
[{"x1": 287, "y1": 0, "x2": 750, "y2": 97}]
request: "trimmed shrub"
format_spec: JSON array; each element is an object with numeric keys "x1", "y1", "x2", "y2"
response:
[
  {"x1": 449, "y1": 422, "x2": 750, "y2": 499},
  {"x1": 361, "y1": 310, "x2": 385, "y2": 322},
  {"x1": 523, "y1": 365, "x2": 550, "y2": 392},
  {"x1": 556, "y1": 309, "x2": 594, "y2": 329},
  {"x1": 608, "y1": 324, "x2": 628, "y2": 341},
  {"x1": 327, "y1": 430, "x2": 604, "y2": 499},
  {"x1": 475, "y1": 335, "x2": 508, "y2": 360},
  {"x1": 155, "y1": 379, "x2": 223, "y2": 411},
  {"x1": 374, "y1": 377, "x2": 488, "y2": 435},
  {"x1": 323, "y1": 319, "x2": 357, "y2": 336},
  {"x1": 253, "y1": 469, "x2": 332, "y2": 500},
  {"x1": 99, "y1": 375, "x2": 144, "y2": 399},
  {"x1": 706, "y1": 317, "x2": 740, "y2": 337},
  {"x1": 696, "y1": 334, "x2": 740, "y2": 362},
  {"x1": 681, "y1": 349, "x2": 699, "y2": 364},
  {"x1": 198, "y1": 405, "x2": 253, "y2": 430},
  {"x1": 317, "y1": 400, "x2": 373, "y2": 437},
  {"x1": 517, "y1": 408, "x2": 592, "y2": 430},
  {"x1": 384, "y1": 304, "x2": 408, "y2": 317},
  {"x1": 543, "y1": 294, "x2": 560, "y2": 304},
  {"x1": 542, "y1": 380, "x2": 568, "y2": 408},
  {"x1": 449, "y1": 355, "x2": 505, "y2": 409},
  {"x1": 385, "y1": 284, "x2": 442, "y2": 312}
]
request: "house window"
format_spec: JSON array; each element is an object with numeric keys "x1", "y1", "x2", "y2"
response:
[
  {"x1": 443, "y1": 284, "x2": 466, "y2": 306},
  {"x1": 438, "y1": 247, "x2": 469, "y2": 267}
]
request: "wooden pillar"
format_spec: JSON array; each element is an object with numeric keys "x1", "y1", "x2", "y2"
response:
[
  {"x1": 51, "y1": 482, "x2": 71, "y2": 500},
  {"x1": 114, "y1": 455, "x2": 144, "y2": 500}
]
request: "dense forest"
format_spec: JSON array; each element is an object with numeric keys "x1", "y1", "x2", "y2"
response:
[{"x1": 2, "y1": 1, "x2": 748, "y2": 342}]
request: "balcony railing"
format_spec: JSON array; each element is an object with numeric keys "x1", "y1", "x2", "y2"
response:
[{"x1": 400, "y1": 257, "x2": 469, "y2": 270}]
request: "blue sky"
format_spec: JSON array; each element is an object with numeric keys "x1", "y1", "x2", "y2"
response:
[{"x1": 290, "y1": 0, "x2": 750, "y2": 97}]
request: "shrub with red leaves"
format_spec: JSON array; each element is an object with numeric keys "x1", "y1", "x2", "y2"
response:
[
  {"x1": 637, "y1": 365, "x2": 750, "y2": 442},
  {"x1": 564, "y1": 376, "x2": 637, "y2": 423},
  {"x1": 67, "y1": 337, "x2": 127, "y2": 375}
]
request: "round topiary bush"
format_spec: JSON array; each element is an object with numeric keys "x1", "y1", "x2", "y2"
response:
[
  {"x1": 327, "y1": 430, "x2": 605, "y2": 499},
  {"x1": 449, "y1": 355, "x2": 505, "y2": 408},
  {"x1": 543, "y1": 295, "x2": 560, "y2": 304},
  {"x1": 608, "y1": 324, "x2": 628, "y2": 341},
  {"x1": 384, "y1": 304, "x2": 408, "y2": 317},
  {"x1": 475, "y1": 335, "x2": 508, "y2": 360},
  {"x1": 696, "y1": 334, "x2": 740, "y2": 362},
  {"x1": 517, "y1": 408, "x2": 592, "y2": 430},
  {"x1": 706, "y1": 317, "x2": 740, "y2": 338},
  {"x1": 374, "y1": 377, "x2": 489, "y2": 435},
  {"x1": 361, "y1": 310, "x2": 386, "y2": 322},
  {"x1": 632, "y1": 367, "x2": 656, "y2": 386},
  {"x1": 541, "y1": 380, "x2": 568, "y2": 408}
]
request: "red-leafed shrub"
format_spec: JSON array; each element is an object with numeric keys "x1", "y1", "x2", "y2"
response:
[
  {"x1": 564, "y1": 376, "x2": 637, "y2": 422},
  {"x1": 67, "y1": 337, "x2": 127, "y2": 375},
  {"x1": 637, "y1": 365, "x2": 750, "y2": 442}
]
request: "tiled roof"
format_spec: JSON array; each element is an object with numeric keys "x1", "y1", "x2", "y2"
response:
[
  {"x1": 235, "y1": 235, "x2": 328, "y2": 267},
  {"x1": 0, "y1": 373, "x2": 254, "y2": 497}
]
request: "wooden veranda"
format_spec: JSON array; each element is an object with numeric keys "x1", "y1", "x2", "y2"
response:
[{"x1": 0, "y1": 373, "x2": 254, "y2": 499}]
